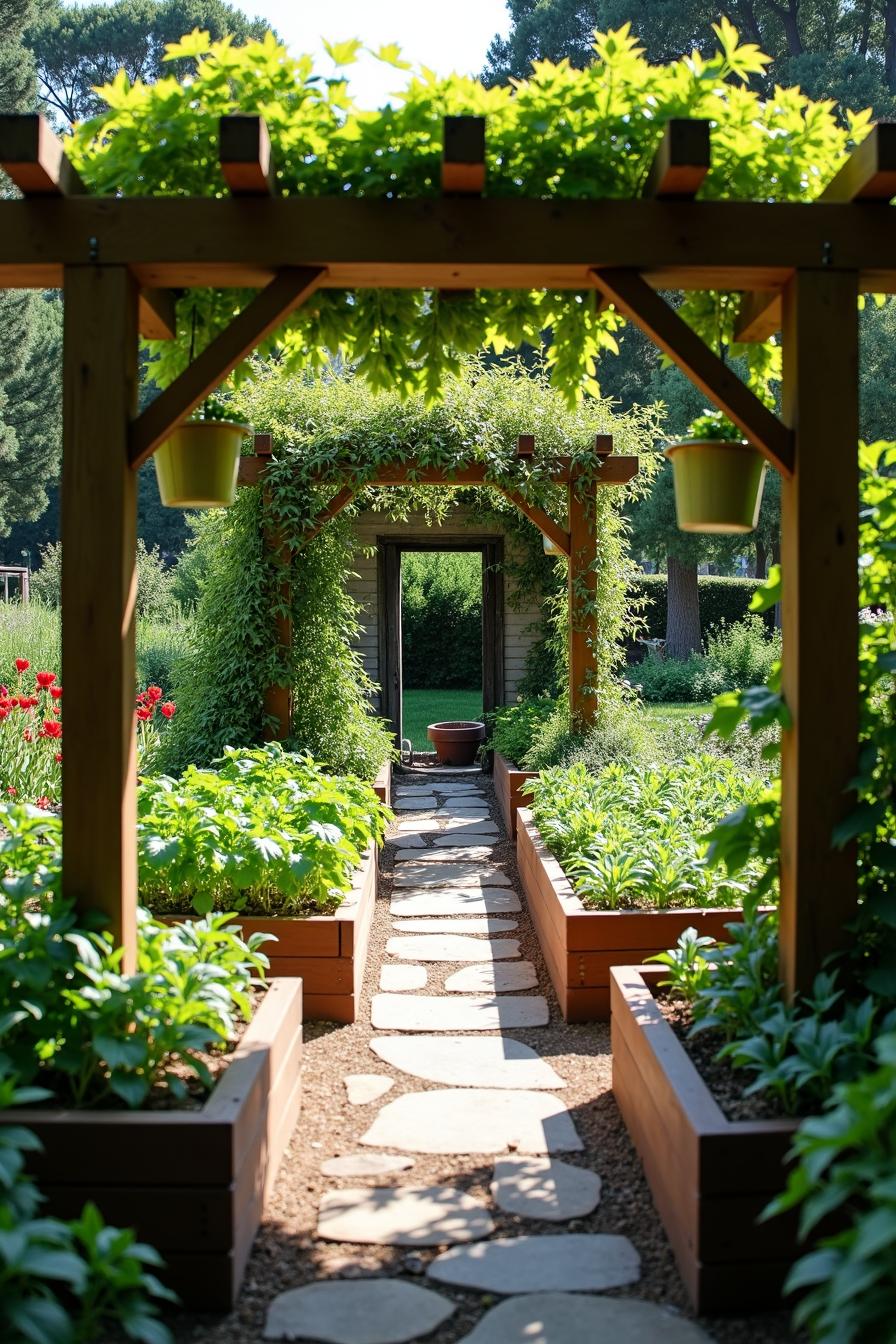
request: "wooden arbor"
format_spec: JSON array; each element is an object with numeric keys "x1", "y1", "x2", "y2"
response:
[
  {"x1": 0, "y1": 110, "x2": 888, "y2": 999},
  {"x1": 236, "y1": 432, "x2": 639, "y2": 742}
]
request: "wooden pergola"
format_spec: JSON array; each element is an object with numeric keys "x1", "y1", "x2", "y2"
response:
[{"x1": 0, "y1": 110, "x2": 889, "y2": 998}]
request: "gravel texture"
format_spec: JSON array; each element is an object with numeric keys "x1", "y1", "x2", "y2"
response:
[{"x1": 171, "y1": 771, "x2": 798, "y2": 1344}]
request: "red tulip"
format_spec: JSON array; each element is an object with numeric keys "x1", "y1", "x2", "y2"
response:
[
  {"x1": 54, "y1": 752, "x2": 62, "y2": 764},
  {"x1": 36, "y1": 671, "x2": 56, "y2": 689},
  {"x1": 160, "y1": 701, "x2": 176, "y2": 719},
  {"x1": 35, "y1": 796, "x2": 50, "y2": 810},
  {"x1": 50, "y1": 687, "x2": 62, "y2": 701},
  {"x1": 136, "y1": 707, "x2": 153, "y2": 722},
  {"x1": 146, "y1": 686, "x2": 163, "y2": 704},
  {"x1": 0, "y1": 685, "x2": 7, "y2": 696},
  {"x1": 14, "y1": 658, "x2": 28, "y2": 673},
  {"x1": 40, "y1": 720, "x2": 62, "y2": 739},
  {"x1": 6, "y1": 786, "x2": 16, "y2": 796},
  {"x1": 23, "y1": 729, "x2": 32, "y2": 742}
]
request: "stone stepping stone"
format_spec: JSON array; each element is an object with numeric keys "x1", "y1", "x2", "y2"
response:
[
  {"x1": 380, "y1": 964, "x2": 427, "y2": 991},
  {"x1": 490, "y1": 1156, "x2": 601, "y2": 1221},
  {"x1": 432, "y1": 834, "x2": 498, "y2": 848},
  {"x1": 431, "y1": 783, "x2": 483, "y2": 793},
  {"x1": 371, "y1": 995, "x2": 548, "y2": 1032},
  {"x1": 440, "y1": 818, "x2": 499, "y2": 834},
  {"x1": 394, "y1": 847, "x2": 496, "y2": 863},
  {"x1": 361, "y1": 1089, "x2": 580, "y2": 1154},
  {"x1": 320, "y1": 1153, "x2": 415, "y2": 1178},
  {"x1": 386, "y1": 935, "x2": 520, "y2": 962},
  {"x1": 392, "y1": 917, "x2": 518, "y2": 933},
  {"x1": 370, "y1": 1036, "x2": 566, "y2": 1090},
  {"x1": 427, "y1": 1233, "x2": 639, "y2": 1293},
  {"x1": 436, "y1": 804, "x2": 490, "y2": 816},
  {"x1": 456, "y1": 1293, "x2": 715, "y2": 1344},
  {"x1": 318, "y1": 1184, "x2": 494, "y2": 1246},
  {"x1": 344, "y1": 1074, "x2": 394, "y2": 1106},
  {"x1": 445, "y1": 961, "x2": 538, "y2": 993},
  {"x1": 392, "y1": 796, "x2": 438, "y2": 811},
  {"x1": 392, "y1": 866, "x2": 510, "y2": 888},
  {"x1": 263, "y1": 1279, "x2": 455, "y2": 1343},
  {"x1": 389, "y1": 832, "x2": 425, "y2": 848},
  {"x1": 390, "y1": 888, "x2": 520, "y2": 916}
]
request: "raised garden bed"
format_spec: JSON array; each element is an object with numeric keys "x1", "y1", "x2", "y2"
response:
[
  {"x1": 0, "y1": 978, "x2": 303, "y2": 1312},
  {"x1": 493, "y1": 750, "x2": 538, "y2": 838},
  {"x1": 161, "y1": 846, "x2": 377, "y2": 1023},
  {"x1": 372, "y1": 758, "x2": 392, "y2": 807},
  {"x1": 611, "y1": 964, "x2": 800, "y2": 1313},
  {"x1": 517, "y1": 809, "x2": 748, "y2": 1021}
]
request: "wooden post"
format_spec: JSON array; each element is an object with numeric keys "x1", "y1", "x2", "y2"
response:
[
  {"x1": 568, "y1": 473, "x2": 598, "y2": 730},
  {"x1": 61, "y1": 266, "x2": 138, "y2": 967},
  {"x1": 257, "y1": 437, "x2": 292, "y2": 741},
  {"x1": 779, "y1": 269, "x2": 859, "y2": 996}
]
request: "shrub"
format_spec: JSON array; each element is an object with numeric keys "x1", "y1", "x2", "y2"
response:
[
  {"x1": 30, "y1": 540, "x2": 178, "y2": 620},
  {"x1": 138, "y1": 744, "x2": 389, "y2": 917},
  {"x1": 631, "y1": 574, "x2": 773, "y2": 642},
  {"x1": 486, "y1": 699, "x2": 558, "y2": 766},
  {"x1": 402, "y1": 551, "x2": 482, "y2": 689},
  {"x1": 631, "y1": 615, "x2": 781, "y2": 703},
  {"x1": 0, "y1": 801, "x2": 270, "y2": 1109},
  {"x1": 529, "y1": 757, "x2": 768, "y2": 911}
]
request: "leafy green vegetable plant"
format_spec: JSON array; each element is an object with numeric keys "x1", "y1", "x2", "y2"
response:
[
  {"x1": 0, "y1": 1074, "x2": 175, "y2": 1344},
  {"x1": 528, "y1": 756, "x2": 767, "y2": 911},
  {"x1": 0, "y1": 802, "x2": 271, "y2": 1108},
  {"x1": 138, "y1": 743, "x2": 389, "y2": 917}
]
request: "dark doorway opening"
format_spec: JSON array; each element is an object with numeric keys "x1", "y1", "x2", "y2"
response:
[{"x1": 378, "y1": 537, "x2": 504, "y2": 750}]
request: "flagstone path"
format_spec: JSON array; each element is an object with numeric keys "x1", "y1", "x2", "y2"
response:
[{"x1": 176, "y1": 767, "x2": 796, "y2": 1344}]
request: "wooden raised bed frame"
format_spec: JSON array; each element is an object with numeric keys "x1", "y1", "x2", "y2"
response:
[
  {"x1": 611, "y1": 964, "x2": 799, "y2": 1313},
  {"x1": 373, "y1": 758, "x2": 392, "y2": 807},
  {"x1": 517, "y1": 808, "x2": 750, "y2": 1021},
  {"x1": 190, "y1": 845, "x2": 377, "y2": 1024},
  {"x1": 0, "y1": 978, "x2": 303, "y2": 1312},
  {"x1": 493, "y1": 749, "x2": 537, "y2": 838}
]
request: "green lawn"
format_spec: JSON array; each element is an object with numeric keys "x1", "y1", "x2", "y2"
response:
[
  {"x1": 644, "y1": 702, "x2": 715, "y2": 721},
  {"x1": 402, "y1": 688, "x2": 483, "y2": 750}
]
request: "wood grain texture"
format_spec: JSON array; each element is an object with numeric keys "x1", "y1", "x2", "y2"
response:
[
  {"x1": 733, "y1": 288, "x2": 781, "y2": 343},
  {"x1": 590, "y1": 268, "x2": 794, "y2": 475},
  {"x1": 128, "y1": 267, "x2": 325, "y2": 468},
  {"x1": 643, "y1": 119, "x2": 710, "y2": 199},
  {"x1": 818, "y1": 122, "x2": 896, "y2": 202},
  {"x1": 779, "y1": 270, "x2": 860, "y2": 995},
  {"x1": 61, "y1": 266, "x2": 138, "y2": 964},
  {"x1": 0, "y1": 113, "x2": 84, "y2": 194},
  {"x1": 493, "y1": 750, "x2": 538, "y2": 838}
]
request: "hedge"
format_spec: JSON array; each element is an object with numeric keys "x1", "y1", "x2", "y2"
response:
[{"x1": 630, "y1": 574, "x2": 774, "y2": 643}]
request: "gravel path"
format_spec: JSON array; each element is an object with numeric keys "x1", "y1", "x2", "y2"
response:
[{"x1": 173, "y1": 769, "x2": 797, "y2": 1344}]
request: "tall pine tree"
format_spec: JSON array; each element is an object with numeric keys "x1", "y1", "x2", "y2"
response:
[{"x1": 0, "y1": 0, "x2": 63, "y2": 544}]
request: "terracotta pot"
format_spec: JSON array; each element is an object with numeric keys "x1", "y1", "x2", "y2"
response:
[
  {"x1": 665, "y1": 439, "x2": 766, "y2": 533},
  {"x1": 154, "y1": 420, "x2": 250, "y2": 508},
  {"x1": 426, "y1": 720, "x2": 486, "y2": 766}
]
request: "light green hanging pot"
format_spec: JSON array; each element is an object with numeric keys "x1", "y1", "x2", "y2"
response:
[
  {"x1": 154, "y1": 420, "x2": 250, "y2": 509},
  {"x1": 665, "y1": 439, "x2": 767, "y2": 534}
]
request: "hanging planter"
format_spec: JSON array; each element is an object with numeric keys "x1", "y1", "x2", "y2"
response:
[
  {"x1": 665, "y1": 412, "x2": 766, "y2": 534},
  {"x1": 154, "y1": 415, "x2": 250, "y2": 509}
]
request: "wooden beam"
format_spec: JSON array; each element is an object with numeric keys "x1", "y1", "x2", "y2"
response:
[
  {"x1": 61, "y1": 266, "x2": 138, "y2": 969},
  {"x1": 779, "y1": 270, "x2": 859, "y2": 998},
  {"x1": 138, "y1": 287, "x2": 177, "y2": 340},
  {"x1": 5, "y1": 197, "x2": 896, "y2": 290},
  {"x1": 594, "y1": 434, "x2": 613, "y2": 456},
  {"x1": 818, "y1": 122, "x2": 896, "y2": 202},
  {"x1": 733, "y1": 289, "x2": 781, "y2": 343},
  {"x1": 128, "y1": 266, "x2": 325, "y2": 469},
  {"x1": 261, "y1": 488, "x2": 292, "y2": 743},
  {"x1": 442, "y1": 115, "x2": 485, "y2": 195},
  {"x1": 516, "y1": 434, "x2": 535, "y2": 457},
  {"x1": 568, "y1": 475, "x2": 597, "y2": 729},
  {"x1": 643, "y1": 119, "x2": 710, "y2": 199},
  {"x1": 303, "y1": 485, "x2": 355, "y2": 543},
  {"x1": 499, "y1": 486, "x2": 570, "y2": 557},
  {"x1": 591, "y1": 268, "x2": 794, "y2": 476},
  {"x1": 219, "y1": 115, "x2": 275, "y2": 196},
  {"x1": 0, "y1": 113, "x2": 84, "y2": 195},
  {"x1": 238, "y1": 455, "x2": 637, "y2": 490}
]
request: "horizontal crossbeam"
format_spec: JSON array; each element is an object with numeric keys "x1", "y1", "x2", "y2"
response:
[
  {"x1": 128, "y1": 267, "x2": 325, "y2": 469},
  {"x1": 237, "y1": 455, "x2": 638, "y2": 489},
  {"x1": 0, "y1": 198, "x2": 895, "y2": 291},
  {"x1": 591, "y1": 267, "x2": 793, "y2": 475}
]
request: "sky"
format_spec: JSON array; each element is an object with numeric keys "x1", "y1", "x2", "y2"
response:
[{"x1": 247, "y1": 2, "x2": 510, "y2": 105}]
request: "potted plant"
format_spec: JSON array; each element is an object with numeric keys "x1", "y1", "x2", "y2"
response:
[
  {"x1": 427, "y1": 719, "x2": 486, "y2": 766},
  {"x1": 154, "y1": 397, "x2": 250, "y2": 509},
  {"x1": 665, "y1": 410, "x2": 767, "y2": 534}
]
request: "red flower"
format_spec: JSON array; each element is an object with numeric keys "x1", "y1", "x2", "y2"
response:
[
  {"x1": 0, "y1": 685, "x2": 7, "y2": 696},
  {"x1": 145, "y1": 686, "x2": 163, "y2": 704},
  {"x1": 0, "y1": 708, "x2": 7, "y2": 722},
  {"x1": 50, "y1": 687, "x2": 62, "y2": 701},
  {"x1": 136, "y1": 707, "x2": 153, "y2": 722},
  {"x1": 160, "y1": 701, "x2": 176, "y2": 719},
  {"x1": 16, "y1": 696, "x2": 38, "y2": 710},
  {"x1": 22, "y1": 729, "x2": 32, "y2": 742},
  {"x1": 14, "y1": 658, "x2": 29, "y2": 673},
  {"x1": 55, "y1": 752, "x2": 62, "y2": 764},
  {"x1": 35, "y1": 671, "x2": 56, "y2": 689},
  {"x1": 5, "y1": 786, "x2": 16, "y2": 796},
  {"x1": 40, "y1": 720, "x2": 62, "y2": 739},
  {"x1": 35, "y1": 796, "x2": 50, "y2": 810}
]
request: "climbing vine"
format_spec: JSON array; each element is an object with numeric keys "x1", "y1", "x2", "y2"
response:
[{"x1": 67, "y1": 21, "x2": 870, "y2": 403}]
